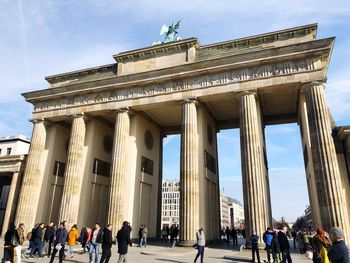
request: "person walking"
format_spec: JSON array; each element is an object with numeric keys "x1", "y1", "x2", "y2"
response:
[
  {"x1": 67, "y1": 224, "x2": 79, "y2": 259},
  {"x1": 231, "y1": 228, "x2": 238, "y2": 246},
  {"x1": 292, "y1": 230, "x2": 297, "y2": 249},
  {"x1": 30, "y1": 223, "x2": 44, "y2": 257},
  {"x1": 49, "y1": 221, "x2": 68, "y2": 263},
  {"x1": 116, "y1": 221, "x2": 132, "y2": 263},
  {"x1": 3, "y1": 222, "x2": 20, "y2": 263},
  {"x1": 271, "y1": 231, "x2": 282, "y2": 263},
  {"x1": 263, "y1": 227, "x2": 274, "y2": 263},
  {"x1": 161, "y1": 226, "x2": 167, "y2": 243},
  {"x1": 138, "y1": 225, "x2": 144, "y2": 247},
  {"x1": 225, "y1": 226, "x2": 231, "y2": 244},
  {"x1": 100, "y1": 224, "x2": 113, "y2": 263},
  {"x1": 311, "y1": 227, "x2": 330, "y2": 263},
  {"x1": 194, "y1": 227, "x2": 205, "y2": 263},
  {"x1": 141, "y1": 225, "x2": 148, "y2": 247},
  {"x1": 328, "y1": 227, "x2": 349, "y2": 263},
  {"x1": 43, "y1": 222, "x2": 55, "y2": 257},
  {"x1": 251, "y1": 231, "x2": 261, "y2": 263},
  {"x1": 15, "y1": 223, "x2": 25, "y2": 263},
  {"x1": 89, "y1": 223, "x2": 103, "y2": 263},
  {"x1": 80, "y1": 226, "x2": 89, "y2": 253},
  {"x1": 278, "y1": 226, "x2": 292, "y2": 263}
]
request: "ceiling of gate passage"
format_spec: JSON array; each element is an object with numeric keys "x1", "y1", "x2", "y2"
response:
[{"x1": 115, "y1": 82, "x2": 300, "y2": 131}]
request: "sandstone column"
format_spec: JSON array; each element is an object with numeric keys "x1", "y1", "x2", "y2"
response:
[
  {"x1": 59, "y1": 114, "x2": 86, "y2": 225},
  {"x1": 304, "y1": 81, "x2": 349, "y2": 234},
  {"x1": 179, "y1": 98, "x2": 199, "y2": 246},
  {"x1": 239, "y1": 91, "x2": 271, "y2": 245},
  {"x1": 2, "y1": 172, "x2": 19, "y2": 235},
  {"x1": 107, "y1": 109, "x2": 130, "y2": 234},
  {"x1": 15, "y1": 119, "x2": 46, "y2": 229}
]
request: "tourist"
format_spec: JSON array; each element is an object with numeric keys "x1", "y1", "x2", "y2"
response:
[
  {"x1": 231, "y1": 227, "x2": 238, "y2": 246},
  {"x1": 278, "y1": 225, "x2": 292, "y2": 263},
  {"x1": 302, "y1": 230, "x2": 310, "y2": 253},
  {"x1": 89, "y1": 223, "x2": 103, "y2": 263},
  {"x1": 173, "y1": 225, "x2": 179, "y2": 245},
  {"x1": 271, "y1": 231, "x2": 282, "y2": 263},
  {"x1": 141, "y1": 225, "x2": 148, "y2": 247},
  {"x1": 194, "y1": 227, "x2": 205, "y2": 263},
  {"x1": 250, "y1": 231, "x2": 261, "y2": 263},
  {"x1": 116, "y1": 221, "x2": 132, "y2": 263},
  {"x1": 328, "y1": 227, "x2": 349, "y2": 263},
  {"x1": 49, "y1": 221, "x2": 67, "y2": 263},
  {"x1": 100, "y1": 224, "x2": 113, "y2": 263},
  {"x1": 263, "y1": 227, "x2": 274, "y2": 263},
  {"x1": 79, "y1": 226, "x2": 89, "y2": 253},
  {"x1": 67, "y1": 224, "x2": 79, "y2": 258},
  {"x1": 292, "y1": 230, "x2": 297, "y2": 249},
  {"x1": 30, "y1": 223, "x2": 44, "y2": 257},
  {"x1": 225, "y1": 226, "x2": 231, "y2": 244},
  {"x1": 43, "y1": 222, "x2": 55, "y2": 257},
  {"x1": 23, "y1": 225, "x2": 36, "y2": 257},
  {"x1": 161, "y1": 226, "x2": 167, "y2": 243},
  {"x1": 16, "y1": 223, "x2": 25, "y2": 263},
  {"x1": 3, "y1": 222, "x2": 20, "y2": 263},
  {"x1": 297, "y1": 231, "x2": 305, "y2": 254},
  {"x1": 310, "y1": 227, "x2": 330, "y2": 263},
  {"x1": 138, "y1": 225, "x2": 144, "y2": 247}
]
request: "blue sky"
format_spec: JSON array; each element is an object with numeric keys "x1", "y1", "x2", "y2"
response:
[{"x1": 1, "y1": 0, "x2": 349, "y2": 222}]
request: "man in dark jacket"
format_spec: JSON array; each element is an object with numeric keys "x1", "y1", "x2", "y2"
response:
[
  {"x1": 49, "y1": 221, "x2": 68, "y2": 263},
  {"x1": 250, "y1": 231, "x2": 261, "y2": 263},
  {"x1": 117, "y1": 221, "x2": 132, "y2": 263},
  {"x1": 30, "y1": 223, "x2": 44, "y2": 257},
  {"x1": 80, "y1": 226, "x2": 88, "y2": 253},
  {"x1": 100, "y1": 224, "x2": 113, "y2": 263},
  {"x1": 278, "y1": 226, "x2": 292, "y2": 263},
  {"x1": 231, "y1": 228, "x2": 238, "y2": 246},
  {"x1": 263, "y1": 227, "x2": 274, "y2": 263},
  {"x1": 328, "y1": 227, "x2": 349, "y2": 263},
  {"x1": 44, "y1": 222, "x2": 55, "y2": 257},
  {"x1": 3, "y1": 222, "x2": 20, "y2": 263}
]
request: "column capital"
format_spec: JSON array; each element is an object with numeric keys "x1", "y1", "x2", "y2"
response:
[
  {"x1": 301, "y1": 80, "x2": 326, "y2": 92},
  {"x1": 179, "y1": 97, "x2": 198, "y2": 105},
  {"x1": 71, "y1": 113, "x2": 88, "y2": 120},
  {"x1": 235, "y1": 90, "x2": 257, "y2": 100},
  {"x1": 29, "y1": 118, "x2": 45, "y2": 124}
]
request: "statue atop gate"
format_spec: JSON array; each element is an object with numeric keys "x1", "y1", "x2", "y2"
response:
[{"x1": 153, "y1": 20, "x2": 182, "y2": 45}]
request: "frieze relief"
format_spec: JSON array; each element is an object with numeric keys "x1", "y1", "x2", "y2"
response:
[{"x1": 34, "y1": 58, "x2": 317, "y2": 112}]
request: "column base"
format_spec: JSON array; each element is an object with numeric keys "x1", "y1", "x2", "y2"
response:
[{"x1": 177, "y1": 240, "x2": 197, "y2": 247}]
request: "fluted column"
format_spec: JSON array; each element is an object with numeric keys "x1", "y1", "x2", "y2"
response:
[
  {"x1": 15, "y1": 119, "x2": 46, "y2": 229},
  {"x1": 304, "y1": 81, "x2": 349, "y2": 235},
  {"x1": 59, "y1": 114, "x2": 86, "y2": 225},
  {"x1": 108, "y1": 109, "x2": 130, "y2": 234},
  {"x1": 179, "y1": 98, "x2": 199, "y2": 246},
  {"x1": 2, "y1": 172, "x2": 19, "y2": 235},
  {"x1": 239, "y1": 91, "x2": 270, "y2": 245}
]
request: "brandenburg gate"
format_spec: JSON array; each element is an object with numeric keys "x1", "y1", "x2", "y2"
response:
[{"x1": 14, "y1": 24, "x2": 350, "y2": 245}]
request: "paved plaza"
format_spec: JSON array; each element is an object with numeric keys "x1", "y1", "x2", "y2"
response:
[{"x1": 1, "y1": 239, "x2": 310, "y2": 263}]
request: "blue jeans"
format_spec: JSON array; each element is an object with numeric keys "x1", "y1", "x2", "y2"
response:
[
  {"x1": 194, "y1": 245, "x2": 205, "y2": 263},
  {"x1": 67, "y1": 246, "x2": 74, "y2": 257},
  {"x1": 89, "y1": 243, "x2": 101, "y2": 263},
  {"x1": 139, "y1": 238, "x2": 147, "y2": 247}
]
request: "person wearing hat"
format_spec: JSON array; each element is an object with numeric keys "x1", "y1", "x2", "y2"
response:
[
  {"x1": 328, "y1": 227, "x2": 349, "y2": 263},
  {"x1": 194, "y1": 227, "x2": 205, "y2": 263},
  {"x1": 116, "y1": 221, "x2": 132, "y2": 263}
]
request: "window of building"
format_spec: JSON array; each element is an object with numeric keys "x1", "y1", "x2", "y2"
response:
[
  {"x1": 92, "y1": 158, "x2": 111, "y2": 177},
  {"x1": 6, "y1": 148, "x2": 11, "y2": 155}
]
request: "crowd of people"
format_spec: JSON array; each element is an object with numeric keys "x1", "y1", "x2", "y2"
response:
[
  {"x1": 2, "y1": 220, "x2": 350, "y2": 263},
  {"x1": 2, "y1": 221, "x2": 132, "y2": 263},
  {"x1": 251, "y1": 225, "x2": 349, "y2": 263}
]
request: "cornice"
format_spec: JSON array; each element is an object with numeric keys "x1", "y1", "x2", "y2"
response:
[{"x1": 22, "y1": 37, "x2": 334, "y2": 103}]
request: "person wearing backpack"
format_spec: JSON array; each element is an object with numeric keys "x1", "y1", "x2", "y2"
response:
[{"x1": 263, "y1": 227, "x2": 274, "y2": 263}]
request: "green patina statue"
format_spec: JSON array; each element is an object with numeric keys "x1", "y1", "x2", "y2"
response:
[{"x1": 153, "y1": 21, "x2": 182, "y2": 45}]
